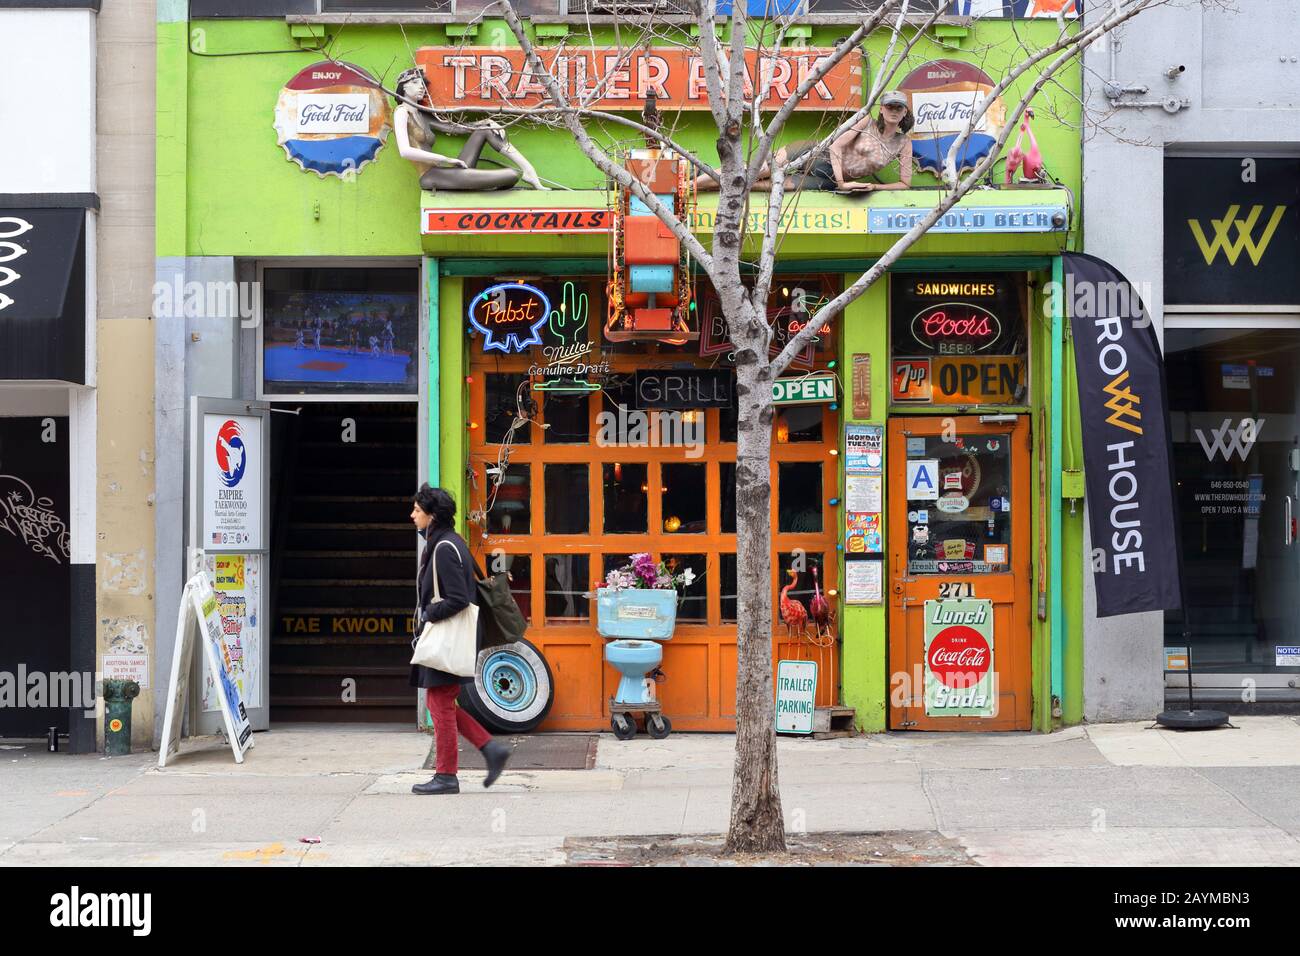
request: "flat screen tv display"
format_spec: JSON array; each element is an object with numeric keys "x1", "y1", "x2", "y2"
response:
[{"x1": 262, "y1": 268, "x2": 418, "y2": 396}]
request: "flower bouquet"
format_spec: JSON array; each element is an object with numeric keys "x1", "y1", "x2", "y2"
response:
[{"x1": 595, "y1": 553, "x2": 695, "y2": 640}]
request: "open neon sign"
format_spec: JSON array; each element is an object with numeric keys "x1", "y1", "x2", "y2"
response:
[{"x1": 910, "y1": 303, "x2": 1001, "y2": 355}]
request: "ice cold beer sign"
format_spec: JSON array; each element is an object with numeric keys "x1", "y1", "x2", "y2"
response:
[{"x1": 923, "y1": 598, "x2": 995, "y2": 718}]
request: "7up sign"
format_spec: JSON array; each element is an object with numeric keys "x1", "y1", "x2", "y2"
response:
[{"x1": 772, "y1": 371, "x2": 836, "y2": 406}]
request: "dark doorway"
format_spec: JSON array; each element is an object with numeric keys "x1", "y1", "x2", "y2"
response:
[
  {"x1": 0, "y1": 417, "x2": 72, "y2": 737},
  {"x1": 268, "y1": 403, "x2": 417, "y2": 721}
]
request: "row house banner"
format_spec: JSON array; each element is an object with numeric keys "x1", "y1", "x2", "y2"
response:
[{"x1": 1064, "y1": 252, "x2": 1182, "y2": 618}]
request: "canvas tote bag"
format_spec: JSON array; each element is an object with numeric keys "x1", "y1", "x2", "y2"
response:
[{"x1": 410, "y1": 540, "x2": 479, "y2": 677}]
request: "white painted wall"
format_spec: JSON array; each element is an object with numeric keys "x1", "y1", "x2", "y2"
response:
[{"x1": 0, "y1": 10, "x2": 96, "y2": 194}]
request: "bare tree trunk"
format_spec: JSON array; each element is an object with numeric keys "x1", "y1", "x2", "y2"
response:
[{"x1": 725, "y1": 301, "x2": 785, "y2": 853}]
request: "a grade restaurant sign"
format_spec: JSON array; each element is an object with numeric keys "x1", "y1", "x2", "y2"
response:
[
  {"x1": 772, "y1": 371, "x2": 836, "y2": 405},
  {"x1": 923, "y1": 598, "x2": 995, "y2": 718},
  {"x1": 414, "y1": 47, "x2": 863, "y2": 112}
]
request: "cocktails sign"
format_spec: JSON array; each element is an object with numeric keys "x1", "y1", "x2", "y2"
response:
[{"x1": 923, "y1": 598, "x2": 995, "y2": 718}]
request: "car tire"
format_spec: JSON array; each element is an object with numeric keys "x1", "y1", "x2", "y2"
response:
[{"x1": 458, "y1": 638, "x2": 555, "y2": 734}]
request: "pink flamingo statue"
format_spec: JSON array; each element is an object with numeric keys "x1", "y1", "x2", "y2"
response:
[
  {"x1": 780, "y1": 569, "x2": 808, "y2": 639},
  {"x1": 1004, "y1": 108, "x2": 1045, "y2": 184}
]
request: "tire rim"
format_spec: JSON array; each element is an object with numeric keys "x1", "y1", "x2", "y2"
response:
[{"x1": 482, "y1": 650, "x2": 537, "y2": 714}]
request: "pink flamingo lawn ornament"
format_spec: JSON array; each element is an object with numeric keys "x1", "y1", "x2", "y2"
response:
[
  {"x1": 1004, "y1": 108, "x2": 1045, "y2": 184},
  {"x1": 780, "y1": 569, "x2": 808, "y2": 639},
  {"x1": 809, "y1": 565, "x2": 834, "y2": 641}
]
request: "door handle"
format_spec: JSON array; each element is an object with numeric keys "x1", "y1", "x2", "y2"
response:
[{"x1": 1287, "y1": 495, "x2": 1294, "y2": 547}]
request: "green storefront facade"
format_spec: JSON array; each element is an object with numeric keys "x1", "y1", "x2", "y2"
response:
[{"x1": 157, "y1": 5, "x2": 1088, "y2": 733}]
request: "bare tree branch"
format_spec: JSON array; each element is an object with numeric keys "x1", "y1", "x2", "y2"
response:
[
  {"x1": 770, "y1": 0, "x2": 1157, "y2": 376},
  {"x1": 492, "y1": 0, "x2": 718, "y2": 276}
]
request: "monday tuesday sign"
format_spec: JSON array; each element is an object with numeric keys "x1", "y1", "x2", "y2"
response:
[{"x1": 414, "y1": 47, "x2": 863, "y2": 111}]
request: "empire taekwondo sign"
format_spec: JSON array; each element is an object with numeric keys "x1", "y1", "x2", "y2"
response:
[
  {"x1": 1063, "y1": 252, "x2": 1182, "y2": 618},
  {"x1": 414, "y1": 47, "x2": 863, "y2": 112}
]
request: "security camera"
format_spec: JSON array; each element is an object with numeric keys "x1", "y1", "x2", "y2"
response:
[{"x1": 1164, "y1": 64, "x2": 1186, "y2": 79}]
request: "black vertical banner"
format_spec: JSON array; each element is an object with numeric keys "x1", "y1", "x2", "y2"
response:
[{"x1": 1064, "y1": 253, "x2": 1182, "y2": 618}]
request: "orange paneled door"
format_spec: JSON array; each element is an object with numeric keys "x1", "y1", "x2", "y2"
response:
[{"x1": 887, "y1": 415, "x2": 1033, "y2": 731}]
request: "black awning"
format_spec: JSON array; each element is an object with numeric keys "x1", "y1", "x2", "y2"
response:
[{"x1": 0, "y1": 207, "x2": 86, "y2": 383}]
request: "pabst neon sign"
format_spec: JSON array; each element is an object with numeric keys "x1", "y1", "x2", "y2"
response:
[{"x1": 910, "y1": 303, "x2": 1001, "y2": 355}]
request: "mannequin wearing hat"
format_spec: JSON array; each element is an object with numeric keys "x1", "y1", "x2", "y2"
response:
[
  {"x1": 694, "y1": 91, "x2": 914, "y2": 193},
  {"x1": 392, "y1": 67, "x2": 547, "y2": 191}
]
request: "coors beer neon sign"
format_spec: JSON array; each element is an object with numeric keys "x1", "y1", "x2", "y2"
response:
[{"x1": 910, "y1": 303, "x2": 1001, "y2": 355}]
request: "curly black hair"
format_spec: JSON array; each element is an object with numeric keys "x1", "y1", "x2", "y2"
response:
[{"x1": 413, "y1": 483, "x2": 456, "y2": 529}]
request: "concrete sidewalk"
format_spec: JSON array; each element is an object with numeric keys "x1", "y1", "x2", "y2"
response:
[{"x1": 2, "y1": 717, "x2": 1299, "y2": 866}]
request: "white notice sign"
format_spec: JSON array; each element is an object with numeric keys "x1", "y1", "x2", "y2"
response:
[
  {"x1": 845, "y1": 560, "x2": 883, "y2": 605},
  {"x1": 846, "y1": 475, "x2": 882, "y2": 513},
  {"x1": 775, "y1": 660, "x2": 818, "y2": 734}
]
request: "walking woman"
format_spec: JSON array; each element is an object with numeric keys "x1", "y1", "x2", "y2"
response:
[{"x1": 409, "y1": 484, "x2": 511, "y2": 794}]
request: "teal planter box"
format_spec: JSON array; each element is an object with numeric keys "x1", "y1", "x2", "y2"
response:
[{"x1": 596, "y1": 588, "x2": 678, "y2": 640}]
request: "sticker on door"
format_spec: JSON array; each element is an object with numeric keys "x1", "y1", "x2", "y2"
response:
[{"x1": 906, "y1": 459, "x2": 940, "y2": 501}]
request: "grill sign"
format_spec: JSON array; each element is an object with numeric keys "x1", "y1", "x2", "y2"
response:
[{"x1": 911, "y1": 304, "x2": 1001, "y2": 354}]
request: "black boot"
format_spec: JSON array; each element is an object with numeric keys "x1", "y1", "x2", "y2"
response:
[
  {"x1": 411, "y1": 773, "x2": 460, "y2": 795},
  {"x1": 480, "y1": 740, "x2": 511, "y2": 788}
]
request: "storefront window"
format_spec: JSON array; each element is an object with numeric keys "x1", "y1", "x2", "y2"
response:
[
  {"x1": 261, "y1": 267, "x2": 418, "y2": 397},
  {"x1": 1165, "y1": 328, "x2": 1300, "y2": 673},
  {"x1": 720, "y1": 463, "x2": 737, "y2": 534},
  {"x1": 663, "y1": 553, "x2": 707, "y2": 622},
  {"x1": 903, "y1": 433, "x2": 1011, "y2": 574},
  {"x1": 720, "y1": 554, "x2": 738, "y2": 622},
  {"x1": 778, "y1": 462, "x2": 823, "y2": 533},
  {"x1": 486, "y1": 462, "x2": 530, "y2": 535},
  {"x1": 543, "y1": 393, "x2": 590, "y2": 444},
  {"x1": 545, "y1": 554, "x2": 589, "y2": 623},
  {"x1": 662, "y1": 463, "x2": 706, "y2": 533},
  {"x1": 890, "y1": 272, "x2": 1028, "y2": 407},
  {"x1": 777, "y1": 405, "x2": 823, "y2": 443},
  {"x1": 486, "y1": 373, "x2": 532, "y2": 445},
  {"x1": 487, "y1": 553, "x2": 532, "y2": 623},
  {"x1": 544, "y1": 464, "x2": 589, "y2": 534},
  {"x1": 603, "y1": 462, "x2": 649, "y2": 534}
]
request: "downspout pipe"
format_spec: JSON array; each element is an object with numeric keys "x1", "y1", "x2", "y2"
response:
[{"x1": 1050, "y1": 256, "x2": 1065, "y2": 715}]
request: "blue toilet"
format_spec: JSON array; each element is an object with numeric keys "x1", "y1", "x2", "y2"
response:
[{"x1": 596, "y1": 588, "x2": 676, "y2": 740}]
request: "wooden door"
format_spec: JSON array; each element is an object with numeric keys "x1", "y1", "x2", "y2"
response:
[{"x1": 887, "y1": 415, "x2": 1032, "y2": 730}]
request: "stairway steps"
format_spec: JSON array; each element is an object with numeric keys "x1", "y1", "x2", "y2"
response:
[{"x1": 269, "y1": 402, "x2": 417, "y2": 722}]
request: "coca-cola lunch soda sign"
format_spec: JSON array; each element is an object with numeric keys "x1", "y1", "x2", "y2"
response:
[{"x1": 923, "y1": 598, "x2": 996, "y2": 718}]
